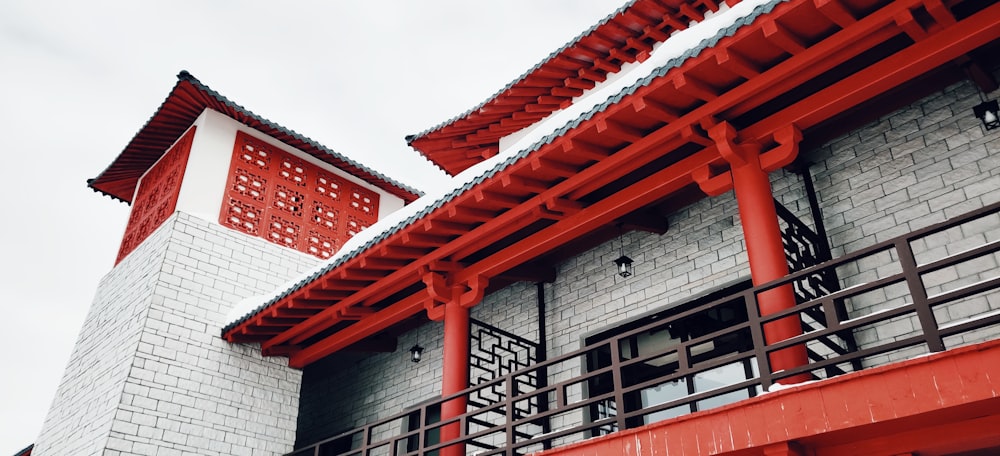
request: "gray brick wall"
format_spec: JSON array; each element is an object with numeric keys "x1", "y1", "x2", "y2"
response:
[
  {"x1": 810, "y1": 80, "x2": 999, "y2": 257},
  {"x1": 34, "y1": 213, "x2": 319, "y2": 456},
  {"x1": 808, "y1": 78, "x2": 1000, "y2": 363},
  {"x1": 295, "y1": 281, "x2": 542, "y2": 447},
  {"x1": 294, "y1": 78, "x2": 1000, "y2": 447}
]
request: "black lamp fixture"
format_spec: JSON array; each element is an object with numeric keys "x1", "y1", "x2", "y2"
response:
[
  {"x1": 613, "y1": 224, "x2": 633, "y2": 278},
  {"x1": 973, "y1": 98, "x2": 999, "y2": 131},
  {"x1": 409, "y1": 344, "x2": 423, "y2": 363}
]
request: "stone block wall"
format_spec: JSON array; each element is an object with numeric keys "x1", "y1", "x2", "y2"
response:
[
  {"x1": 296, "y1": 318, "x2": 444, "y2": 447},
  {"x1": 34, "y1": 213, "x2": 319, "y2": 456},
  {"x1": 295, "y1": 281, "x2": 542, "y2": 447},
  {"x1": 33, "y1": 216, "x2": 174, "y2": 456},
  {"x1": 808, "y1": 78, "x2": 1000, "y2": 363}
]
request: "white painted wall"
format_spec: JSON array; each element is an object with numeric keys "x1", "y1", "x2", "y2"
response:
[{"x1": 164, "y1": 108, "x2": 405, "y2": 226}]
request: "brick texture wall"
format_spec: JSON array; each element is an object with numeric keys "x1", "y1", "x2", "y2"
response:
[
  {"x1": 33, "y1": 215, "x2": 175, "y2": 456},
  {"x1": 34, "y1": 213, "x2": 319, "y2": 456},
  {"x1": 294, "y1": 77, "x2": 999, "y2": 449},
  {"x1": 809, "y1": 79, "x2": 1000, "y2": 363}
]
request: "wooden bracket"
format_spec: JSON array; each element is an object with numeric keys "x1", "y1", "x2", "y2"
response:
[
  {"x1": 760, "y1": 124, "x2": 803, "y2": 172},
  {"x1": 693, "y1": 122, "x2": 803, "y2": 196},
  {"x1": 459, "y1": 275, "x2": 489, "y2": 308},
  {"x1": 422, "y1": 270, "x2": 451, "y2": 321},
  {"x1": 693, "y1": 163, "x2": 733, "y2": 196},
  {"x1": 421, "y1": 270, "x2": 489, "y2": 318}
]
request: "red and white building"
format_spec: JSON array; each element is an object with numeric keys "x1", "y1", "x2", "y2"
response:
[{"x1": 30, "y1": 0, "x2": 1000, "y2": 455}]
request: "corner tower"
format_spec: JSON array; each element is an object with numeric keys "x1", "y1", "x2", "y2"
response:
[{"x1": 32, "y1": 72, "x2": 419, "y2": 456}]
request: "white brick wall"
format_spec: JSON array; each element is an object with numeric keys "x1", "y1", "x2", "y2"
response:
[
  {"x1": 33, "y1": 217, "x2": 174, "y2": 456},
  {"x1": 34, "y1": 213, "x2": 319, "y2": 456},
  {"x1": 294, "y1": 77, "x2": 1000, "y2": 448}
]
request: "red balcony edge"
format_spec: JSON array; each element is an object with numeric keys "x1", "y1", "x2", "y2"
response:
[{"x1": 536, "y1": 338, "x2": 1000, "y2": 456}]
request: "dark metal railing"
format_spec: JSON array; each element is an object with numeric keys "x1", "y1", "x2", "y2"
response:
[{"x1": 290, "y1": 201, "x2": 1000, "y2": 456}]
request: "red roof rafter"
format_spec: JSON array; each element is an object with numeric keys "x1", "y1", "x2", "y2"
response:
[
  {"x1": 223, "y1": 0, "x2": 1000, "y2": 368},
  {"x1": 407, "y1": 0, "x2": 743, "y2": 176}
]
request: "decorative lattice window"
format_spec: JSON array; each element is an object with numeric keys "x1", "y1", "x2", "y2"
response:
[
  {"x1": 116, "y1": 127, "x2": 196, "y2": 264},
  {"x1": 219, "y1": 131, "x2": 380, "y2": 258}
]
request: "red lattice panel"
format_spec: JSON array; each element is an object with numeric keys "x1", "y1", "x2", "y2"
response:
[
  {"x1": 348, "y1": 185, "x2": 380, "y2": 222},
  {"x1": 312, "y1": 201, "x2": 338, "y2": 232},
  {"x1": 345, "y1": 215, "x2": 370, "y2": 238},
  {"x1": 315, "y1": 172, "x2": 344, "y2": 203},
  {"x1": 232, "y1": 169, "x2": 267, "y2": 201},
  {"x1": 116, "y1": 127, "x2": 196, "y2": 264},
  {"x1": 224, "y1": 199, "x2": 263, "y2": 235},
  {"x1": 272, "y1": 184, "x2": 304, "y2": 215},
  {"x1": 267, "y1": 215, "x2": 300, "y2": 247},
  {"x1": 238, "y1": 140, "x2": 272, "y2": 170},
  {"x1": 277, "y1": 156, "x2": 308, "y2": 187},
  {"x1": 305, "y1": 230, "x2": 339, "y2": 259},
  {"x1": 219, "y1": 131, "x2": 380, "y2": 258}
]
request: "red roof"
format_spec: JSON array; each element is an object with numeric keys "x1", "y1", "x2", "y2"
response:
[
  {"x1": 89, "y1": 71, "x2": 422, "y2": 205},
  {"x1": 224, "y1": 0, "x2": 1000, "y2": 368},
  {"x1": 407, "y1": 0, "x2": 742, "y2": 176}
]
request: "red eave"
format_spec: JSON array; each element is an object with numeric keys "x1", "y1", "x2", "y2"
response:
[
  {"x1": 223, "y1": 0, "x2": 1000, "y2": 368},
  {"x1": 89, "y1": 71, "x2": 421, "y2": 205},
  {"x1": 408, "y1": 0, "x2": 744, "y2": 176}
]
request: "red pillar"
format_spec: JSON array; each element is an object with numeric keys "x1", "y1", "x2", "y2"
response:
[
  {"x1": 440, "y1": 299, "x2": 469, "y2": 456},
  {"x1": 730, "y1": 156, "x2": 811, "y2": 384}
]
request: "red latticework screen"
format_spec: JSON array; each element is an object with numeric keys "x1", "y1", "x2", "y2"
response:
[
  {"x1": 116, "y1": 127, "x2": 197, "y2": 264},
  {"x1": 220, "y1": 131, "x2": 380, "y2": 259}
]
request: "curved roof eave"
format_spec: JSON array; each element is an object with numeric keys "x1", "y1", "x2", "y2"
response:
[
  {"x1": 406, "y1": 0, "x2": 742, "y2": 176},
  {"x1": 88, "y1": 71, "x2": 423, "y2": 205},
  {"x1": 406, "y1": 1, "x2": 638, "y2": 142}
]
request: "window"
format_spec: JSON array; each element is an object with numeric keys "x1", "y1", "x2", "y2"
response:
[{"x1": 585, "y1": 280, "x2": 760, "y2": 434}]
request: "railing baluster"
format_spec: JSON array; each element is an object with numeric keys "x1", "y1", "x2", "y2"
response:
[
  {"x1": 895, "y1": 238, "x2": 945, "y2": 352},
  {"x1": 608, "y1": 337, "x2": 627, "y2": 432},
  {"x1": 505, "y1": 376, "x2": 515, "y2": 456},
  {"x1": 746, "y1": 289, "x2": 774, "y2": 390}
]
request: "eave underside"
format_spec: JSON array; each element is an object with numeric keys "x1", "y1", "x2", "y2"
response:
[{"x1": 224, "y1": 0, "x2": 1000, "y2": 369}]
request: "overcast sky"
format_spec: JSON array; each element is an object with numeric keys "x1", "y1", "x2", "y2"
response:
[{"x1": 0, "y1": 1, "x2": 627, "y2": 453}]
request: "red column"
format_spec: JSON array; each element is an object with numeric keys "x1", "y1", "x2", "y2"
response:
[
  {"x1": 730, "y1": 157, "x2": 811, "y2": 384},
  {"x1": 440, "y1": 299, "x2": 469, "y2": 456}
]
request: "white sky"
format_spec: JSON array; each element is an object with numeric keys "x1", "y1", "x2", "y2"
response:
[{"x1": 0, "y1": 1, "x2": 626, "y2": 454}]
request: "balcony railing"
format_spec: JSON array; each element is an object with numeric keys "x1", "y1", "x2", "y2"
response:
[{"x1": 289, "y1": 200, "x2": 1000, "y2": 456}]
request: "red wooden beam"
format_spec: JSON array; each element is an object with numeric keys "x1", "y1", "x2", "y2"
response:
[
  {"x1": 288, "y1": 291, "x2": 426, "y2": 367},
  {"x1": 454, "y1": 149, "x2": 721, "y2": 283},
  {"x1": 744, "y1": 0, "x2": 1000, "y2": 141}
]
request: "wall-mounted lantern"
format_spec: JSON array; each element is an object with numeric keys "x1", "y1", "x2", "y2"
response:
[
  {"x1": 613, "y1": 224, "x2": 633, "y2": 278},
  {"x1": 614, "y1": 254, "x2": 634, "y2": 278},
  {"x1": 973, "y1": 99, "x2": 999, "y2": 131},
  {"x1": 409, "y1": 344, "x2": 424, "y2": 363}
]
